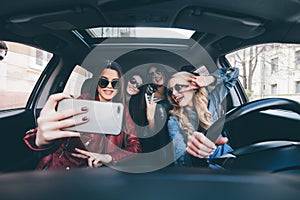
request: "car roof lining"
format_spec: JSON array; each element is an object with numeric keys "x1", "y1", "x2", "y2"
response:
[
  {"x1": 2, "y1": 4, "x2": 265, "y2": 57},
  {"x1": 1, "y1": 0, "x2": 300, "y2": 62},
  {"x1": 173, "y1": 6, "x2": 266, "y2": 39}
]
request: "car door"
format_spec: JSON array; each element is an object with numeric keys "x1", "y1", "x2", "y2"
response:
[{"x1": 0, "y1": 41, "x2": 54, "y2": 172}]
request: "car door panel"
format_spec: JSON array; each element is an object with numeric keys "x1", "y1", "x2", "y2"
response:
[{"x1": 0, "y1": 109, "x2": 38, "y2": 172}]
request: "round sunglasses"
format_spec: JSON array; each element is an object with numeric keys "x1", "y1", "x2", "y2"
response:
[{"x1": 98, "y1": 77, "x2": 120, "y2": 89}]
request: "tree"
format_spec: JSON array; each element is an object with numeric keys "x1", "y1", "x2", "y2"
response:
[{"x1": 233, "y1": 45, "x2": 265, "y2": 92}]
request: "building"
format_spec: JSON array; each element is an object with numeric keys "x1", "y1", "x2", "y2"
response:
[
  {"x1": 0, "y1": 42, "x2": 51, "y2": 109},
  {"x1": 226, "y1": 43, "x2": 300, "y2": 103}
]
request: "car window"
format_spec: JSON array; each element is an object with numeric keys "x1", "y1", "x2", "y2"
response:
[
  {"x1": 0, "y1": 41, "x2": 52, "y2": 110},
  {"x1": 226, "y1": 43, "x2": 300, "y2": 103},
  {"x1": 63, "y1": 65, "x2": 93, "y2": 98}
]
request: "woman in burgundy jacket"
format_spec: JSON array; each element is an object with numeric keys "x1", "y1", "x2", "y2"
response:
[{"x1": 24, "y1": 61, "x2": 141, "y2": 170}]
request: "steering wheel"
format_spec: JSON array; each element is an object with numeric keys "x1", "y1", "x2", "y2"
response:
[{"x1": 207, "y1": 98, "x2": 300, "y2": 173}]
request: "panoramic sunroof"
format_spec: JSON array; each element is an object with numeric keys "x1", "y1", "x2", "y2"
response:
[{"x1": 85, "y1": 27, "x2": 195, "y2": 39}]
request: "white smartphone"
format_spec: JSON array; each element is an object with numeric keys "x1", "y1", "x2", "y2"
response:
[{"x1": 57, "y1": 98, "x2": 124, "y2": 135}]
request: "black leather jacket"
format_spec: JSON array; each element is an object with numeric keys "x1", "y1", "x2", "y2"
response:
[{"x1": 129, "y1": 84, "x2": 173, "y2": 153}]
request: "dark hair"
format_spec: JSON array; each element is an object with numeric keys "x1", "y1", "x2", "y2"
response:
[
  {"x1": 0, "y1": 41, "x2": 8, "y2": 51},
  {"x1": 146, "y1": 63, "x2": 168, "y2": 82},
  {"x1": 147, "y1": 63, "x2": 167, "y2": 72},
  {"x1": 128, "y1": 84, "x2": 149, "y2": 126},
  {"x1": 105, "y1": 60, "x2": 122, "y2": 78},
  {"x1": 95, "y1": 60, "x2": 125, "y2": 103},
  {"x1": 0, "y1": 41, "x2": 8, "y2": 60}
]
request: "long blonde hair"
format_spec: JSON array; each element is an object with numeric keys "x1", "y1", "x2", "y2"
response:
[{"x1": 168, "y1": 72, "x2": 212, "y2": 136}]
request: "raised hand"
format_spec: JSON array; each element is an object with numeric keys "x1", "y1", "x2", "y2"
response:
[
  {"x1": 35, "y1": 93, "x2": 89, "y2": 148},
  {"x1": 144, "y1": 93, "x2": 157, "y2": 129},
  {"x1": 189, "y1": 75, "x2": 215, "y2": 88}
]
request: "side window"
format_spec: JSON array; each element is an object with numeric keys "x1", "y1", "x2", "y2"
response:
[
  {"x1": 0, "y1": 41, "x2": 52, "y2": 110},
  {"x1": 296, "y1": 81, "x2": 300, "y2": 94},
  {"x1": 226, "y1": 43, "x2": 300, "y2": 103},
  {"x1": 63, "y1": 65, "x2": 93, "y2": 98},
  {"x1": 295, "y1": 50, "x2": 300, "y2": 69}
]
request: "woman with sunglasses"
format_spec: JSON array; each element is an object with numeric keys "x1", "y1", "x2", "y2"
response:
[
  {"x1": 125, "y1": 73, "x2": 143, "y2": 104},
  {"x1": 129, "y1": 64, "x2": 173, "y2": 154},
  {"x1": 167, "y1": 67, "x2": 239, "y2": 167},
  {"x1": 24, "y1": 61, "x2": 141, "y2": 169}
]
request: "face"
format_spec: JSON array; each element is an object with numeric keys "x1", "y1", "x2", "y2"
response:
[
  {"x1": 97, "y1": 68, "x2": 120, "y2": 102},
  {"x1": 148, "y1": 66, "x2": 165, "y2": 86},
  {"x1": 126, "y1": 75, "x2": 143, "y2": 96},
  {"x1": 168, "y1": 76, "x2": 194, "y2": 108}
]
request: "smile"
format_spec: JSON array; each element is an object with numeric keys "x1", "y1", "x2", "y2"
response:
[
  {"x1": 174, "y1": 96, "x2": 183, "y2": 104},
  {"x1": 103, "y1": 90, "x2": 114, "y2": 95}
]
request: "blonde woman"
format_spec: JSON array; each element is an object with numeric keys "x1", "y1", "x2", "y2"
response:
[{"x1": 167, "y1": 67, "x2": 238, "y2": 166}]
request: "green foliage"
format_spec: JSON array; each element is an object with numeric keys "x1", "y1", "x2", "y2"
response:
[{"x1": 245, "y1": 89, "x2": 252, "y2": 98}]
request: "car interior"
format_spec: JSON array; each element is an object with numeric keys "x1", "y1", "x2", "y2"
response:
[{"x1": 0, "y1": 0, "x2": 300, "y2": 199}]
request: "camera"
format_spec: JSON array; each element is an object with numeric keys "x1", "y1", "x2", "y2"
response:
[{"x1": 145, "y1": 83, "x2": 157, "y2": 96}]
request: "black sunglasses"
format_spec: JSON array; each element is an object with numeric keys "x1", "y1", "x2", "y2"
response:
[
  {"x1": 148, "y1": 69, "x2": 164, "y2": 78},
  {"x1": 129, "y1": 77, "x2": 142, "y2": 88},
  {"x1": 98, "y1": 77, "x2": 120, "y2": 89},
  {"x1": 167, "y1": 84, "x2": 190, "y2": 97}
]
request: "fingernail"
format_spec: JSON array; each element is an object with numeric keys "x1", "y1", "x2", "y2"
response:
[
  {"x1": 82, "y1": 116, "x2": 89, "y2": 121},
  {"x1": 211, "y1": 148, "x2": 216, "y2": 153},
  {"x1": 81, "y1": 106, "x2": 88, "y2": 111}
]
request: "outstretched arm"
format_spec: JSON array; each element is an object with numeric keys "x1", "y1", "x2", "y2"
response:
[{"x1": 24, "y1": 93, "x2": 89, "y2": 151}]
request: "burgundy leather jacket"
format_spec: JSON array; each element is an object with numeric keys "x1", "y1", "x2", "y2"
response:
[{"x1": 23, "y1": 93, "x2": 141, "y2": 170}]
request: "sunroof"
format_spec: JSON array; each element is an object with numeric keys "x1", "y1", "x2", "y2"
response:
[{"x1": 85, "y1": 27, "x2": 195, "y2": 39}]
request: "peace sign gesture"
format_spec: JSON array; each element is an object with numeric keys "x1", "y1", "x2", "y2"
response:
[
  {"x1": 145, "y1": 93, "x2": 157, "y2": 129},
  {"x1": 72, "y1": 148, "x2": 112, "y2": 168}
]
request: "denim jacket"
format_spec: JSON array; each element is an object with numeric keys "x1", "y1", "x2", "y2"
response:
[{"x1": 167, "y1": 67, "x2": 238, "y2": 166}]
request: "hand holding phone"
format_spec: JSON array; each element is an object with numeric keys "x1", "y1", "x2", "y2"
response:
[{"x1": 57, "y1": 99, "x2": 124, "y2": 135}]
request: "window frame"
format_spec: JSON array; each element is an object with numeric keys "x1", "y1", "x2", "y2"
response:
[{"x1": 0, "y1": 41, "x2": 53, "y2": 111}]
